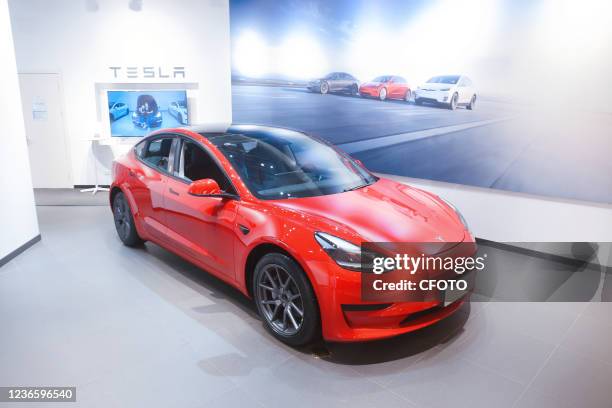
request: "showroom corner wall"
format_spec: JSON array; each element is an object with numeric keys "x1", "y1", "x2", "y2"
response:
[
  {"x1": 8, "y1": 0, "x2": 232, "y2": 186},
  {"x1": 0, "y1": 0, "x2": 40, "y2": 261}
]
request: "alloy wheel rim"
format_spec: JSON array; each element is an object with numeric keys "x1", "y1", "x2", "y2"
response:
[
  {"x1": 257, "y1": 264, "x2": 304, "y2": 336},
  {"x1": 114, "y1": 198, "x2": 131, "y2": 239}
]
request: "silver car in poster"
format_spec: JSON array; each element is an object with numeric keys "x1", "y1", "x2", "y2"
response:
[{"x1": 308, "y1": 72, "x2": 359, "y2": 95}]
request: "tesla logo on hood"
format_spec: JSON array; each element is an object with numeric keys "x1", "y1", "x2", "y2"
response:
[
  {"x1": 435, "y1": 235, "x2": 445, "y2": 242},
  {"x1": 109, "y1": 66, "x2": 186, "y2": 79}
]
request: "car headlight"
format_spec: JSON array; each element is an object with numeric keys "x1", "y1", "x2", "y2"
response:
[
  {"x1": 314, "y1": 231, "x2": 388, "y2": 272},
  {"x1": 439, "y1": 197, "x2": 469, "y2": 231}
]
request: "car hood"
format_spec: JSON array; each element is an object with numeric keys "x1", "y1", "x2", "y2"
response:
[
  {"x1": 271, "y1": 178, "x2": 465, "y2": 244},
  {"x1": 420, "y1": 82, "x2": 456, "y2": 91},
  {"x1": 361, "y1": 82, "x2": 384, "y2": 88}
]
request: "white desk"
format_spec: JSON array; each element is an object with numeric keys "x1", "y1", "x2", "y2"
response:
[{"x1": 81, "y1": 137, "x2": 113, "y2": 194}]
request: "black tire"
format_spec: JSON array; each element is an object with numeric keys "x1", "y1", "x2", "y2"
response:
[
  {"x1": 351, "y1": 84, "x2": 358, "y2": 96},
  {"x1": 449, "y1": 93, "x2": 458, "y2": 110},
  {"x1": 320, "y1": 81, "x2": 329, "y2": 94},
  {"x1": 113, "y1": 191, "x2": 144, "y2": 247},
  {"x1": 415, "y1": 98, "x2": 423, "y2": 105},
  {"x1": 253, "y1": 253, "x2": 320, "y2": 346},
  {"x1": 467, "y1": 95, "x2": 476, "y2": 110}
]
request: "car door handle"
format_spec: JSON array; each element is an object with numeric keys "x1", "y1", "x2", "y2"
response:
[{"x1": 168, "y1": 187, "x2": 180, "y2": 196}]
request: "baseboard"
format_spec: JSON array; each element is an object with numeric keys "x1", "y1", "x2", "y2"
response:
[
  {"x1": 74, "y1": 185, "x2": 111, "y2": 189},
  {"x1": 476, "y1": 238, "x2": 609, "y2": 272},
  {"x1": 0, "y1": 234, "x2": 42, "y2": 268}
]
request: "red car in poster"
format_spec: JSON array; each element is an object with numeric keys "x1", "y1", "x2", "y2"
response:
[
  {"x1": 110, "y1": 125, "x2": 473, "y2": 345},
  {"x1": 359, "y1": 75, "x2": 412, "y2": 101}
]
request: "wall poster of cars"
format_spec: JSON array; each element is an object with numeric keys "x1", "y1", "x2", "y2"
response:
[
  {"x1": 229, "y1": 0, "x2": 612, "y2": 204},
  {"x1": 107, "y1": 90, "x2": 188, "y2": 137}
]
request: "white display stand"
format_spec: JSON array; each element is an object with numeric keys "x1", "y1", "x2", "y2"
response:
[{"x1": 80, "y1": 137, "x2": 113, "y2": 195}]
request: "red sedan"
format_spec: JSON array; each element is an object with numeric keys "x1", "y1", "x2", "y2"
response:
[
  {"x1": 359, "y1": 75, "x2": 412, "y2": 101},
  {"x1": 110, "y1": 125, "x2": 473, "y2": 345}
]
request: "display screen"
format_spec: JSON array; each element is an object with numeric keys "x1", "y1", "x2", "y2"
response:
[{"x1": 107, "y1": 90, "x2": 188, "y2": 137}]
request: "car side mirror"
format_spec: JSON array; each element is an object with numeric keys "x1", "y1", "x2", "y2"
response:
[{"x1": 187, "y1": 179, "x2": 237, "y2": 199}]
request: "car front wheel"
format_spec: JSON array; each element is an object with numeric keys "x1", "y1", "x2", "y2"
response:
[
  {"x1": 253, "y1": 253, "x2": 320, "y2": 346},
  {"x1": 320, "y1": 81, "x2": 329, "y2": 94},
  {"x1": 379, "y1": 87, "x2": 387, "y2": 101}
]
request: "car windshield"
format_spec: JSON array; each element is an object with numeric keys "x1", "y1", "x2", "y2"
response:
[
  {"x1": 206, "y1": 127, "x2": 376, "y2": 200},
  {"x1": 427, "y1": 75, "x2": 460, "y2": 84},
  {"x1": 177, "y1": 101, "x2": 186, "y2": 107},
  {"x1": 372, "y1": 76, "x2": 392, "y2": 83}
]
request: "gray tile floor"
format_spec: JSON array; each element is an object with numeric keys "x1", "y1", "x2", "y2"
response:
[{"x1": 1, "y1": 204, "x2": 611, "y2": 408}]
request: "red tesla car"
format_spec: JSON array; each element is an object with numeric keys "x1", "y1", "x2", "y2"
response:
[
  {"x1": 110, "y1": 124, "x2": 473, "y2": 345},
  {"x1": 359, "y1": 75, "x2": 412, "y2": 101}
]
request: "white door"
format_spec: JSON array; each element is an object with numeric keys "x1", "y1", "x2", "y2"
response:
[{"x1": 18, "y1": 73, "x2": 72, "y2": 188}]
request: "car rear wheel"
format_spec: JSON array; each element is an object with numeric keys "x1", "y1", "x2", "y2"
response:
[
  {"x1": 320, "y1": 81, "x2": 329, "y2": 94},
  {"x1": 404, "y1": 89, "x2": 412, "y2": 102},
  {"x1": 253, "y1": 253, "x2": 320, "y2": 346},
  {"x1": 467, "y1": 95, "x2": 476, "y2": 110},
  {"x1": 449, "y1": 93, "x2": 458, "y2": 110},
  {"x1": 351, "y1": 84, "x2": 358, "y2": 96},
  {"x1": 113, "y1": 191, "x2": 144, "y2": 247},
  {"x1": 379, "y1": 87, "x2": 387, "y2": 101}
]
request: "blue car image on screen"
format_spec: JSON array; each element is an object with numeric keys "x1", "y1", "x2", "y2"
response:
[
  {"x1": 131, "y1": 95, "x2": 162, "y2": 128},
  {"x1": 108, "y1": 90, "x2": 187, "y2": 137},
  {"x1": 168, "y1": 101, "x2": 188, "y2": 125},
  {"x1": 108, "y1": 101, "x2": 129, "y2": 121}
]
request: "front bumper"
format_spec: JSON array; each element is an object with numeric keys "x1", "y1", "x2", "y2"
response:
[
  {"x1": 415, "y1": 89, "x2": 451, "y2": 103},
  {"x1": 307, "y1": 82, "x2": 321, "y2": 91},
  {"x1": 359, "y1": 87, "x2": 380, "y2": 98},
  {"x1": 305, "y1": 233, "x2": 477, "y2": 342}
]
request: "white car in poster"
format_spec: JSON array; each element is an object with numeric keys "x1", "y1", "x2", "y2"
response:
[
  {"x1": 414, "y1": 75, "x2": 476, "y2": 110},
  {"x1": 108, "y1": 101, "x2": 129, "y2": 121},
  {"x1": 168, "y1": 101, "x2": 188, "y2": 125}
]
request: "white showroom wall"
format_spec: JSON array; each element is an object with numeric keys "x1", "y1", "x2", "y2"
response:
[
  {"x1": 8, "y1": 0, "x2": 231, "y2": 186},
  {"x1": 0, "y1": 0, "x2": 39, "y2": 260}
]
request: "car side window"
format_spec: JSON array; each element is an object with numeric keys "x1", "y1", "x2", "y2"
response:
[
  {"x1": 176, "y1": 139, "x2": 234, "y2": 193},
  {"x1": 134, "y1": 140, "x2": 146, "y2": 158},
  {"x1": 142, "y1": 137, "x2": 174, "y2": 172}
]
